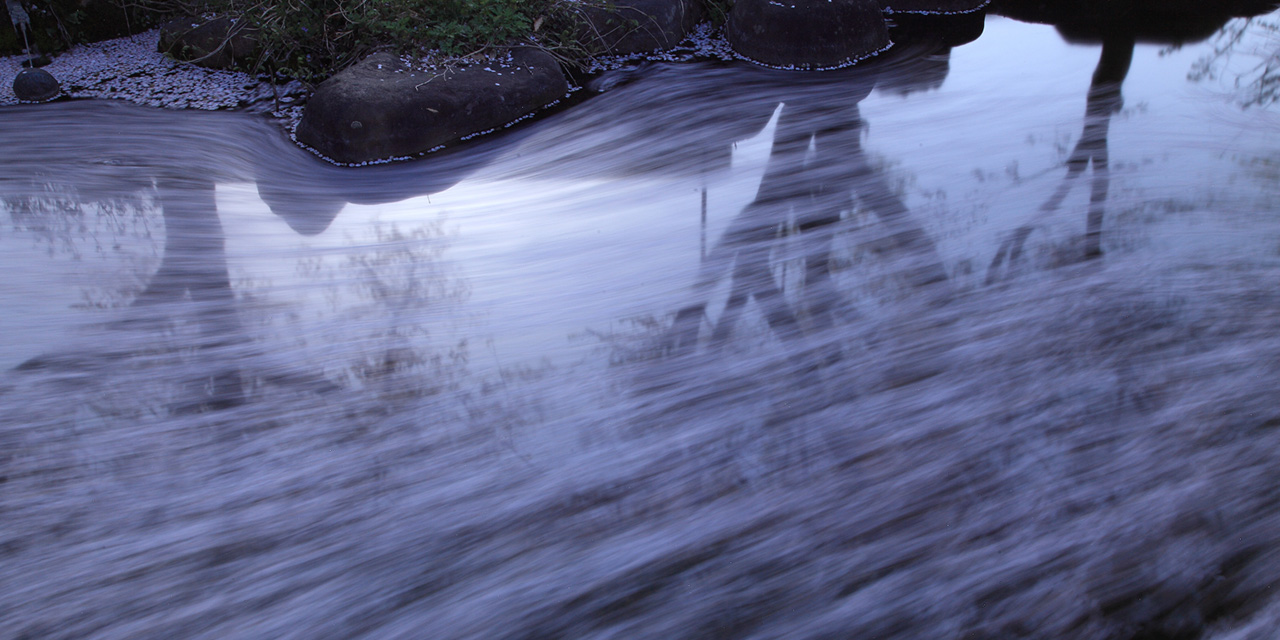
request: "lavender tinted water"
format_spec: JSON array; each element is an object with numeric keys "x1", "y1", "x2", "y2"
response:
[{"x1": 4, "y1": 12, "x2": 1280, "y2": 639}]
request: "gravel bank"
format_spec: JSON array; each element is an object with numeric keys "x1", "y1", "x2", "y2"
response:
[{"x1": 0, "y1": 29, "x2": 306, "y2": 125}]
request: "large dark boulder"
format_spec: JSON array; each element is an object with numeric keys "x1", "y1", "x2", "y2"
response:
[
  {"x1": 878, "y1": 0, "x2": 990, "y2": 14},
  {"x1": 158, "y1": 16, "x2": 260, "y2": 70},
  {"x1": 12, "y1": 68, "x2": 59, "y2": 102},
  {"x1": 726, "y1": 0, "x2": 891, "y2": 70},
  {"x1": 296, "y1": 48, "x2": 568, "y2": 164},
  {"x1": 571, "y1": 0, "x2": 704, "y2": 55}
]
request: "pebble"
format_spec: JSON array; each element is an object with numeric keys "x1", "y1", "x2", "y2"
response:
[{"x1": 12, "y1": 68, "x2": 60, "y2": 101}]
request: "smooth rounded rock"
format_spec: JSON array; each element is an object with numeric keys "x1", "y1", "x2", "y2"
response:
[
  {"x1": 158, "y1": 16, "x2": 259, "y2": 70},
  {"x1": 296, "y1": 48, "x2": 568, "y2": 164},
  {"x1": 726, "y1": 0, "x2": 892, "y2": 70},
  {"x1": 13, "y1": 68, "x2": 60, "y2": 102}
]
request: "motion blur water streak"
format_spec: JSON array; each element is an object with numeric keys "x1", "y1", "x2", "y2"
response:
[{"x1": 4, "y1": 10, "x2": 1280, "y2": 639}]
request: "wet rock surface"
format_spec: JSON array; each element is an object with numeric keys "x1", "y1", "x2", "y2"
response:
[
  {"x1": 726, "y1": 0, "x2": 892, "y2": 70},
  {"x1": 295, "y1": 48, "x2": 569, "y2": 164},
  {"x1": 12, "y1": 68, "x2": 59, "y2": 101},
  {"x1": 158, "y1": 16, "x2": 261, "y2": 70}
]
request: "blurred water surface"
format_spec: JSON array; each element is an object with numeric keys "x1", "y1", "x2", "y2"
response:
[{"x1": 5, "y1": 11, "x2": 1280, "y2": 639}]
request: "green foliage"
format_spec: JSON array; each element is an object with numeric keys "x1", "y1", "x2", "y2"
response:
[
  {"x1": 229, "y1": 0, "x2": 552, "y2": 81},
  {"x1": 6, "y1": 0, "x2": 728, "y2": 81}
]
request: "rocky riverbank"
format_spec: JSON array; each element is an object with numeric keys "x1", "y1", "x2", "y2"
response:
[
  {"x1": 0, "y1": 19, "x2": 726, "y2": 165},
  {"x1": 0, "y1": 29, "x2": 304, "y2": 120},
  {"x1": 3, "y1": 0, "x2": 984, "y2": 165},
  {"x1": 1, "y1": 0, "x2": 1002, "y2": 165},
  {"x1": 5, "y1": 0, "x2": 1273, "y2": 165},
  {"x1": 0, "y1": 17, "x2": 739, "y2": 165}
]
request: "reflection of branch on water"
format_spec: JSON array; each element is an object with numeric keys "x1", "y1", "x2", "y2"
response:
[
  {"x1": 988, "y1": 32, "x2": 1134, "y2": 283},
  {"x1": 12, "y1": 178, "x2": 252, "y2": 412},
  {"x1": 301, "y1": 221, "x2": 471, "y2": 398},
  {"x1": 665, "y1": 95, "x2": 952, "y2": 363},
  {"x1": 1189, "y1": 17, "x2": 1280, "y2": 108},
  {"x1": 1, "y1": 101, "x2": 518, "y2": 416},
  {"x1": 4, "y1": 182, "x2": 160, "y2": 307}
]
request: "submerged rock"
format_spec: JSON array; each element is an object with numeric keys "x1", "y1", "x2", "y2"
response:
[
  {"x1": 571, "y1": 0, "x2": 704, "y2": 55},
  {"x1": 726, "y1": 0, "x2": 892, "y2": 70},
  {"x1": 158, "y1": 16, "x2": 260, "y2": 70},
  {"x1": 296, "y1": 48, "x2": 568, "y2": 164},
  {"x1": 12, "y1": 68, "x2": 59, "y2": 102}
]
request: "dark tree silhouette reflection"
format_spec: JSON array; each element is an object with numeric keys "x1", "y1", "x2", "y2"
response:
[
  {"x1": 987, "y1": 30, "x2": 1132, "y2": 280},
  {"x1": 134, "y1": 177, "x2": 247, "y2": 410},
  {"x1": 1, "y1": 102, "x2": 526, "y2": 413},
  {"x1": 667, "y1": 88, "x2": 951, "y2": 352},
  {"x1": 655, "y1": 37, "x2": 969, "y2": 400},
  {"x1": 987, "y1": 0, "x2": 1280, "y2": 281}
]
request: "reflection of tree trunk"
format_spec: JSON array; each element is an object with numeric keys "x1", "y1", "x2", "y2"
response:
[
  {"x1": 138, "y1": 178, "x2": 233, "y2": 306},
  {"x1": 1082, "y1": 32, "x2": 1134, "y2": 257},
  {"x1": 666, "y1": 98, "x2": 950, "y2": 355},
  {"x1": 989, "y1": 32, "x2": 1134, "y2": 281},
  {"x1": 136, "y1": 177, "x2": 246, "y2": 412}
]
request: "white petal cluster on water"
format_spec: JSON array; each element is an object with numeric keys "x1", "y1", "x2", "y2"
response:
[
  {"x1": 580, "y1": 22, "x2": 739, "y2": 74},
  {"x1": 882, "y1": 0, "x2": 992, "y2": 15},
  {"x1": 0, "y1": 29, "x2": 305, "y2": 127},
  {"x1": 580, "y1": 22, "x2": 887, "y2": 75}
]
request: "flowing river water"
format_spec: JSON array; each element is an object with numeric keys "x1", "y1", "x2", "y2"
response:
[{"x1": 5, "y1": 11, "x2": 1280, "y2": 639}]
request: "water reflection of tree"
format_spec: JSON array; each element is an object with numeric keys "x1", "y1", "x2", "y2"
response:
[
  {"x1": 988, "y1": 31, "x2": 1133, "y2": 280},
  {"x1": 3, "y1": 179, "x2": 161, "y2": 309},
  {"x1": 985, "y1": 1, "x2": 1280, "y2": 280},
  {"x1": 8, "y1": 176, "x2": 255, "y2": 412},
  {"x1": 283, "y1": 220, "x2": 471, "y2": 400},
  {"x1": 1, "y1": 101, "x2": 529, "y2": 415},
  {"x1": 661, "y1": 62, "x2": 954, "y2": 375},
  {"x1": 1189, "y1": 16, "x2": 1280, "y2": 108}
]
